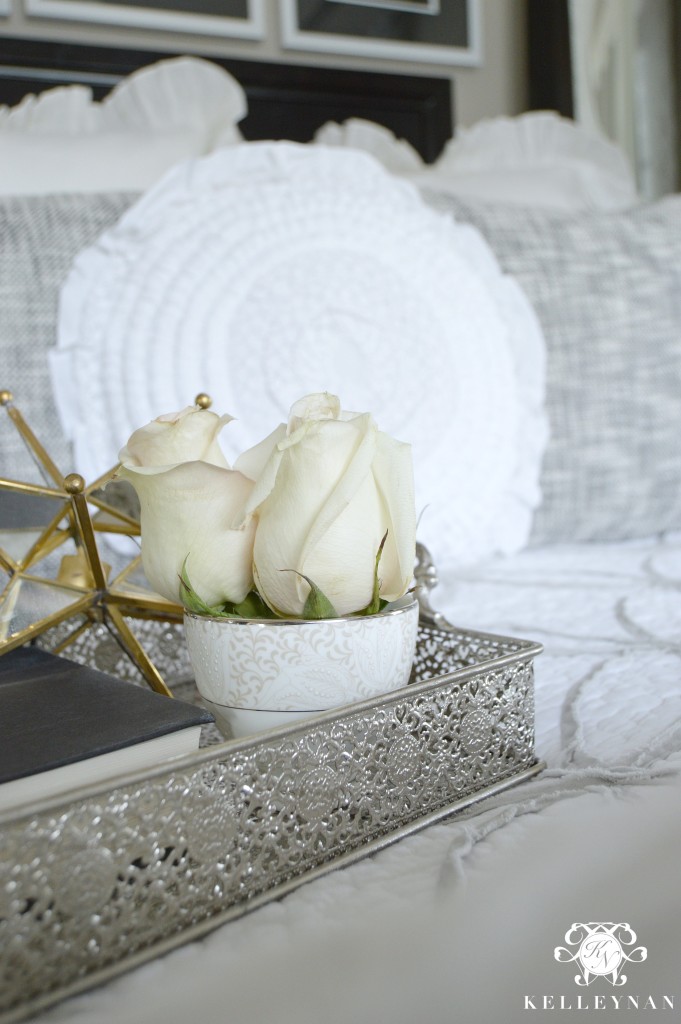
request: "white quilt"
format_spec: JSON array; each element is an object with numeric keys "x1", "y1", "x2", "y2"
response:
[
  {"x1": 36, "y1": 535, "x2": 681, "y2": 1024},
  {"x1": 437, "y1": 532, "x2": 681, "y2": 771}
]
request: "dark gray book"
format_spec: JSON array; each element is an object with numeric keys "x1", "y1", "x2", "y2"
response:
[{"x1": 0, "y1": 647, "x2": 213, "y2": 814}]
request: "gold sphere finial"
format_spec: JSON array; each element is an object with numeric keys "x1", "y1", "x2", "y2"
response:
[
  {"x1": 0, "y1": 390, "x2": 13, "y2": 406},
  {"x1": 195, "y1": 393, "x2": 212, "y2": 410},
  {"x1": 64, "y1": 473, "x2": 86, "y2": 495}
]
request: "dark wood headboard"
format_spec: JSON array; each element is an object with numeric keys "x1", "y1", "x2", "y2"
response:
[
  {"x1": 526, "y1": 0, "x2": 573, "y2": 118},
  {"x1": 0, "y1": 36, "x2": 453, "y2": 163}
]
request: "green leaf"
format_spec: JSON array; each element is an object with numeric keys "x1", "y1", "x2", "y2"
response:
[
  {"x1": 178, "y1": 557, "x2": 228, "y2": 617},
  {"x1": 232, "y1": 591, "x2": 277, "y2": 619},
  {"x1": 361, "y1": 530, "x2": 389, "y2": 616}
]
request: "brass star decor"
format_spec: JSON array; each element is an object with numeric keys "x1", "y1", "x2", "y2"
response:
[{"x1": 0, "y1": 390, "x2": 189, "y2": 697}]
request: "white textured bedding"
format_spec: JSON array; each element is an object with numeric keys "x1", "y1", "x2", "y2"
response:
[
  {"x1": 37, "y1": 534, "x2": 681, "y2": 1024},
  {"x1": 437, "y1": 532, "x2": 681, "y2": 771}
]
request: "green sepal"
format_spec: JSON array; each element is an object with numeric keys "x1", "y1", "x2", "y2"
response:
[
  {"x1": 359, "y1": 530, "x2": 389, "y2": 617},
  {"x1": 179, "y1": 558, "x2": 229, "y2": 617},
  {"x1": 278, "y1": 570, "x2": 337, "y2": 619},
  {"x1": 301, "y1": 574, "x2": 337, "y2": 620}
]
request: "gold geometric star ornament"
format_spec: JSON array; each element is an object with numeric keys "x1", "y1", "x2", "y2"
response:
[{"x1": 0, "y1": 389, "x2": 185, "y2": 697}]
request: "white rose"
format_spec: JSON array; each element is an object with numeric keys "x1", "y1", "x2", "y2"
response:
[
  {"x1": 122, "y1": 404, "x2": 233, "y2": 469},
  {"x1": 119, "y1": 406, "x2": 256, "y2": 606},
  {"x1": 238, "y1": 393, "x2": 416, "y2": 618}
]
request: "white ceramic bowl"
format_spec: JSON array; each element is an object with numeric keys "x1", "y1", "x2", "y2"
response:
[{"x1": 184, "y1": 596, "x2": 419, "y2": 738}]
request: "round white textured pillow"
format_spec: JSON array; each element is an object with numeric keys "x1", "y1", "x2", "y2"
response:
[{"x1": 52, "y1": 142, "x2": 547, "y2": 566}]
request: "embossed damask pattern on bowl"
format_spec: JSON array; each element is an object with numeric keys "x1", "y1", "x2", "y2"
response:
[
  {"x1": 184, "y1": 600, "x2": 419, "y2": 711},
  {"x1": 0, "y1": 622, "x2": 540, "y2": 1022}
]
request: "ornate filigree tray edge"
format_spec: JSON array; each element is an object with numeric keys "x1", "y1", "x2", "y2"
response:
[{"x1": 3, "y1": 760, "x2": 543, "y2": 1024}]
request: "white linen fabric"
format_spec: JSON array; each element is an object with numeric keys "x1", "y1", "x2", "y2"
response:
[
  {"x1": 423, "y1": 191, "x2": 681, "y2": 544},
  {"x1": 33, "y1": 535, "x2": 681, "y2": 1024},
  {"x1": 0, "y1": 58, "x2": 246, "y2": 196},
  {"x1": 0, "y1": 192, "x2": 135, "y2": 483},
  {"x1": 52, "y1": 143, "x2": 547, "y2": 566}
]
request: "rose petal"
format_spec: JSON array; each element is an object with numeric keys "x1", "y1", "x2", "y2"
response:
[
  {"x1": 119, "y1": 407, "x2": 232, "y2": 469},
  {"x1": 122, "y1": 460, "x2": 255, "y2": 605}
]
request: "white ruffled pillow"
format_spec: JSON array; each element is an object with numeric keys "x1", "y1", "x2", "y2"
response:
[
  {"x1": 314, "y1": 111, "x2": 638, "y2": 211},
  {"x1": 314, "y1": 118, "x2": 423, "y2": 175},
  {"x1": 51, "y1": 143, "x2": 548, "y2": 567},
  {"x1": 0, "y1": 57, "x2": 246, "y2": 196},
  {"x1": 413, "y1": 112, "x2": 638, "y2": 210},
  {"x1": 0, "y1": 132, "x2": 203, "y2": 196}
]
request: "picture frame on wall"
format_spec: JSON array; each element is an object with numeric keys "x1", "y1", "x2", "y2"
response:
[
  {"x1": 280, "y1": 0, "x2": 482, "y2": 66},
  {"x1": 24, "y1": 0, "x2": 265, "y2": 38}
]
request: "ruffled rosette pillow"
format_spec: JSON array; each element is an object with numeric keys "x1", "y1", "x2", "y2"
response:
[{"x1": 51, "y1": 143, "x2": 548, "y2": 566}]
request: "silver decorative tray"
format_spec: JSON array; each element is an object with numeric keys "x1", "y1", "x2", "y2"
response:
[{"x1": 0, "y1": 554, "x2": 543, "y2": 1023}]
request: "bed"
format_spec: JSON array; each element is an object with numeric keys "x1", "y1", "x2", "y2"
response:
[{"x1": 1, "y1": 23, "x2": 681, "y2": 1024}]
